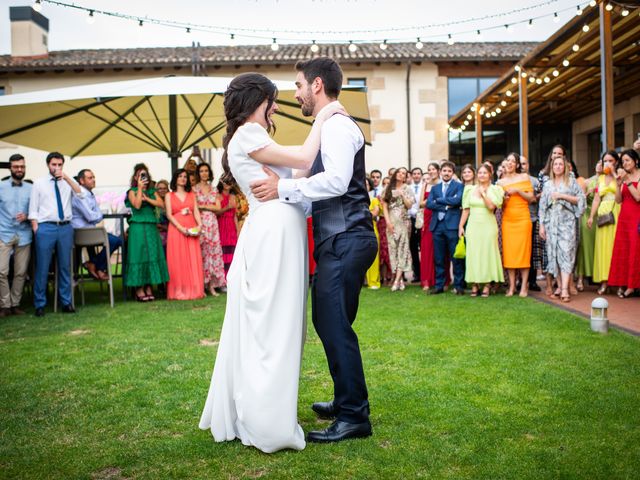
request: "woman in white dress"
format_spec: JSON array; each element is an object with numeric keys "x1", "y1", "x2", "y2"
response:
[{"x1": 199, "y1": 73, "x2": 342, "y2": 453}]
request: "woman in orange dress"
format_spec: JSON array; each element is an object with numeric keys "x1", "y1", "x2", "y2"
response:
[
  {"x1": 165, "y1": 168, "x2": 205, "y2": 300},
  {"x1": 498, "y1": 152, "x2": 534, "y2": 297}
]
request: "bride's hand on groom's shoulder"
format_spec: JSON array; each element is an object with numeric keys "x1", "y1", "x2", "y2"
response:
[{"x1": 317, "y1": 102, "x2": 347, "y2": 122}]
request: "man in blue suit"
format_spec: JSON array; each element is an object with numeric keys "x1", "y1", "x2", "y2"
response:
[{"x1": 426, "y1": 161, "x2": 465, "y2": 294}]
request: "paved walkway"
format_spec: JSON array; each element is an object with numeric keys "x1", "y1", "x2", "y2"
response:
[{"x1": 529, "y1": 283, "x2": 640, "y2": 335}]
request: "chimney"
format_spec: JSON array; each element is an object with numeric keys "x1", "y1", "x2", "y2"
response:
[{"x1": 9, "y1": 6, "x2": 49, "y2": 58}]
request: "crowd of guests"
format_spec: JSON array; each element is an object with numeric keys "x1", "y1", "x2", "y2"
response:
[
  {"x1": 0, "y1": 152, "x2": 246, "y2": 316},
  {"x1": 1, "y1": 140, "x2": 637, "y2": 316},
  {"x1": 364, "y1": 140, "x2": 640, "y2": 302}
]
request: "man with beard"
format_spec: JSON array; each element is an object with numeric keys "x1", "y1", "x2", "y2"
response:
[
  {"x1": 250, "y1": 57, "x2": 377, "y2": 443},
  {"x1": 0, "y1": 154, "x2": 33, "y2": 316}
]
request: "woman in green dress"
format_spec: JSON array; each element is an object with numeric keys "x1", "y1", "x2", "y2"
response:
[
  {"x1": 575, "y1": 162, "x2": 601, "y2": 290},
  {"x1": 458, "y1": 163, "x2": 505, "y2": 297},
  {"x1": 125, "y1": 163, "x2": 169, "y2": 301}
]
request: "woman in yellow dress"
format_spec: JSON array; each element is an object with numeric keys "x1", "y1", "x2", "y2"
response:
[
  {"x1": 365, "y1": 177, "x2": 381, "y2": 289},
  {"x1": 587, "y1": 150, "x2": 621, "y2": 294},
  {"x1": 498, "y1": 152, "x2": 535, "y2": 297}
]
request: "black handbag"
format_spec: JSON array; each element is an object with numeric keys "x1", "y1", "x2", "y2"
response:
[{"x1": 596, "y1": 211, "x2": 615, "y2": 227}]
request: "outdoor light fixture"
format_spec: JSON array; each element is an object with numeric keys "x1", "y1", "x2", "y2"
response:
[
  {"x1": 271, "y1": 38, "x2": 279, "y2": 51},
  {"x1": 621, "y1": 8, "x2": 629, "y2": 16},
  {"x1": 138, "y1": 19, "x2": 143, "y2": 27},
  {"x1": 536, "y1": 78, "x2": 542, "y2": 85},
  {"x1": 511, "y1": 77, "x2": 517, "y2": 84},
  {"x1": 527, "y1": 19, "x2": 534, "y2": 29},
  {"x1": 572, "y1": 44, "x2": 580, "y2": 52},
  {"x1": 563, "y1": 58, "x2": 570, "y2": 67},
  {"x1": 348, "y1": 42, "x2": 358, "y2": 53},
  {"x1": 521, "y1": 71, "x2": 527, "y2": 78},
  {"x1": 590, "y1": 298, "x2": 609, "y2": 333},
  {"x1": 544, "y1": 76, "x2": 550, "y2": 83},
  {"x1": 479, "y1": 106, "x2": 485, "y2": 114},
  {"x1": 229, "y1": 33, "x2": 236, "y2": 45},
  {"x1": 605, "y1": 3, "x2": 613, "y2": 12},
  {"x1": 582, "y1": 24, "x2": 590, "y2": 32},
  {"x1": 86, "y1": 10, "x2": 95, "y2": 24},
  {"x1": 447, "y1": 34, "x2": 454, "y2": 45},
  {"x1": 553, "y1": 69, "x2": 560, "y2": 76},
  {"x1": 310, "y1": 41, "x2": 319, "y2": 53},
  {"x1": 415, "y1": 38, "x2": 423, "y2": 50},
  {"x1": 515, "y1": 65, "x2": 521, "y2": 72},
  {"x1": 33, "y1": 0, "x2": 42, "y2": 12},
  {"x1": 491, "y1": 111, "x2": 497, "y2": 117},
  {"x1": 529, "y1": 76, "x2": 536, "y2": 83},
  {"x1": 485, "y1": 113, "x2": 491, "y2": 118},
  {"x1": 467, "y1": 114, "x2": 472, "y2": 119},
  {"x1": 500, "y1": 100, "x2": 507, "y2": 107},
  {"x1": 576, "y1": 5, "x2": 583, "y2": 15},
  {"x1": 589, "y1": 0, "x2": 597, "y2": 6},
  {"x1": 496, "y1": 107, "x2": 502, "y2": 113},
  {"x1": 379, "y1": 40, "x2": 388, "y2": 50},
  {"x1": 463, "y1": 120, "x2": 469, "y2": 126},
  {"x1": 553, "y1": 12, "x2": 560, "y2": 22},
  {"x1": 477, "y1": 30, "x2": 483, "y2": 39},
  {"x1": 505, "y1": 24, "x2": 512, "y2": 33},
  {"x1": 506, "y1": 90, "x2": 512, "y2": 97}
]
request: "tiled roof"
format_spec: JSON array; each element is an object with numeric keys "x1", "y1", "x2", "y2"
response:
[{"x1": 0, "y1": 42, "x2": 536, "y2": 72}]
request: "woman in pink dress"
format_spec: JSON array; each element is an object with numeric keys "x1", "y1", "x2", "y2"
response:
[
  {"x1": 419, "y1": 162, "x2": 441, "y2": 291},
  {"x1": 165, "y1": 168, "x2": 205, "y2": 300},
  {"x1": 194, "y1": 163, "x2": 226, "y2": 297},
  {"x1": 216, "y1": 179, "x2": 239, "y2": 277}
]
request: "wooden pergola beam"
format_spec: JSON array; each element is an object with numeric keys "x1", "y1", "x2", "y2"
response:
[
  {"x1": 519, "y1": 73, "x2": 529, "y2": 159},
  {"x1": 475, "y1": 106, "x2": 483, "y2": 168},
  {"x1": 600, "y1": 2, "x2": 615, "y2": 151}
]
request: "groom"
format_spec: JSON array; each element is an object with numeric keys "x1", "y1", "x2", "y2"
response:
[{"x1": 251, "y1": 57, "x2": 377, "y2": 443}]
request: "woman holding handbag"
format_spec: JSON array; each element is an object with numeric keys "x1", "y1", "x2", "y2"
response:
[{"x1": 587, "y1": 150, "x2": 621, "y2": 295}]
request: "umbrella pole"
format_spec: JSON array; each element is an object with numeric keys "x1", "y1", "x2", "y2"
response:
[{"x1": 169, "y1": 94, "x2": 179, "y2": 172}]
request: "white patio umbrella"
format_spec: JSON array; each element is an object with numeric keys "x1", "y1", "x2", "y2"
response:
[{"x1": 0, "y1": 75, "x2": 371, "y2": 170}]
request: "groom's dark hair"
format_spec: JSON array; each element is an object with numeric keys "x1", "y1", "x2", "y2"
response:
[{"x1": 295, "y1": 57, "x2": 343, "y2": 99}]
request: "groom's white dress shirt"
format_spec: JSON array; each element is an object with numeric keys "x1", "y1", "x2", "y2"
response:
[{"x1": 278, "y1": 102, "x2": 364, "y2": 205}]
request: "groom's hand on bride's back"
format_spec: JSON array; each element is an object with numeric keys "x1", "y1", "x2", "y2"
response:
[{"x1": 250, "y1": 166, "x2": 280, "y2": 202}]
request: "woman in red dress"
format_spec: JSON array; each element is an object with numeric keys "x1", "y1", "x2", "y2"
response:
[
  {"x1": 608, "y1": 149, "x2": 640, "y2": 298},
  {"x1": 216, "y1": 179, "x2": 239, "y2": 277},
  {"x1": 165, "y1": 168, "x2": 205, "y2": 300}
]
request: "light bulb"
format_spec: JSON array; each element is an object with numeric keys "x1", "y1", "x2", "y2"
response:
[
  {"x1": 491, "y1": 111, "x2": 497, "y2": 117},
  {"x1": 415, "y1": 38, "x2": 423, "y2": 50},
  {"x1": 271, "y1": 39, "x2": 279, "y2": 51},
  {"x1": 553, "y1": 69, "x2": 559, "y2": 77},
  {"x1": 348, "y1": 42, "x2": 357, "y2": 53},
  {"x1": 527, "y1": 19, "x2": 533, "y2": 29},
  {"x1": 562, "y1": 58, "x2": 570, "y2": 67},
  {"x1": 515, "y1": 65, "x2": 521, "y2": 72},
  {"x1": 536, "y1": 78, "x2": 542, "y2": 85},
  {"x1": 589, "y1": 0, "x2": 596, "y2": 6},
  {"x1": 485, "y1": 113, "x2": 491, "y2": 118},
  {"x1": 33, "y1": 0, "x2": 42, "y2": 12},
  {"x1": 496, "y1": 108, "x2": 502, "y2": 114},
  {"x1": 506, "y1": 90, "x2": 512, "y2": 97},
  {"x1": 87, "y1": 10, "x2": 95, "y2": 25},
  {"x1": 511, "y1": 77, "x2": 517, "y2": 84},
  {"x1": 554, "y1": 12, "x2": 560, "y2": 23},
  {"x1": 544, "y1": 76, "x2": 551, "y2": 83},
  {"x1": 576, "y1": 6, "x2": 583, "y2": 16},
  {"x1": 447, "y1": 34, "x2": 454, "y2": 46},
  {"x1": 379, "y1": 40, "x2": 388, "y2": 50},
  {"x1": 605, "y1": 4, "x2": 613, "y2": 12},
  {"x1": 521, "y1": 72, "x2": 527, "y2": 78},
  {"x1": 310, "y1": 41, "x2": 319, "y2": 53},
  {"x1": 582, "y1": 24, "x2": 590, "y2": 32},
  {"x1": 529, "y1": 76, "x2": 536, "y2": 83},
  {"x1": 464, "y1": 120, "x2": 469, "y2": 126},
  {"x1": 466, "y1": 114, "x2": 472, "y2": 120},
  {"x1": 501, "y1": 100, "x2": 507, "y2": 107},
  {"x1": 572, "y1": 44, "x2": 580, "y2": 52},
  {"x1": 621, "y1": 9, "x2": 629, "y2": 16}
]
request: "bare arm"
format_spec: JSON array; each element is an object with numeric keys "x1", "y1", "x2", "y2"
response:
[
  {"x1": 164, "y1": 195, "x2": 186, "y2": 235},
  {"x1": 128, "y1": 188, "x2": 144, "y2": 210},
  {"x1": 458, "y1": 209, "x2": 469, "y2": 237},
  {"x1": 193, "y1": 201, "x2": 202, "y2": 229},
  {"x1": 587, "y1": 191, "x2": 601, "y2": 229},
  {"x1": 381, "y1": 200, "x2": 394, "y2": 234},
  {"x1": 62, "y1": 173, "x2": 82, "y2": 194}
]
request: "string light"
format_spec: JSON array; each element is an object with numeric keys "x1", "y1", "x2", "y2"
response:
[
  {"x1": 138, "y1": 19, "x2": 143, "y2": 27},
  {"x1": 496, "y1": 107, "x2": 502, "y2": 113},
  {"x1": 605, "y1": 3, "x2": 613, "y2": 12},
  {"x1": 471, "y1": 105, "x2": 476, "y2": 112},
  {"x1": 562, "y1": 58, "x2": 570, "y2": 67},
  {"x1": 348, "y1": 41, "x2": 358, "y2": 52},
  {"x1": 485, "y1": 112, "x2": 491, "y2": 118},
  {"x1": 464, "y1": 120, "x2": 469, "y2": 126},
  {"x1": 621, "y1": 9, "x2": 629, "y2": 16},
  {"x1": 535, "y1": 78, "x2": 542, "y2": 84},
  {"x1": 511, "y1": 77, "x2": 517, "y2": 84},
  {"x1": 479, "y1": 106, "x2": 485, "y2": 114},
  {"x1": 86, "y1": 9, "x2": 95, "y2": 24},
  {"x1": 491, "y1": 111, "x2": 497, "y2": 117},
  {"x1": 572, "y1": 43, "x2": 580, "y2": 52},
  {"x1": 466, "y1": 114, "x2": 472, "y2": 119},
  {"x1": 379, "y1": 40, "x2": 388, "y2": 50},
  {"x1": 500, "y1": 100, "x2": 507, "y2": 107},
  {"x1": 552, "y1": 69, "x2": 560, "y2": 76},
  {"x1": 589, "y1": 0, "x2": 596, "y2": 6},
  {"x1": 521, "y1": 71, "x2": 527, "y2": 78},
  {"x1": 553, "y1": 12, "x2": 560, "y2": 22},
  {"x1": 527, "y1": 19, "x2": 534, "y2": 29},
  {"x1": 310, "y1": 40, "x2": 319, "y2": 53},
  {"x1": 447, "y1": 34, "x2": 454, "y2": 46},
  {"x1": 415, "y1": 38, "x2": 423, "y2": 50},
  {"x1": 544, "y1": 76, "x2": 550, "y2": 83},
  {"x1": 270, "y1": 38, "x2": 279, "y2": 51},
  {"x1": 515, "y1": 65, "x2": 521, "y2": 72},
  {"x1": 576, "y1": 5, "x2": 583, "y2": 15},
  {"x1": 33, "y1": 0, "x2": 42, "y2": 12},
  {"x1": 506, "y1": 90, "x2": 512, "y2": 97},
  {"x1": 229, "y1": 33, "x2": 236, "y2": 45},
  {"x1": 529, "y1": 76, "x2": 536, "y2": 83}
]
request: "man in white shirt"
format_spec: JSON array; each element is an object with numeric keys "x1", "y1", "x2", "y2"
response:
[
  {"x1": 29, "y1": 152, "x2": 83, "y2": 316},
  {"x1": 250, "y1": 57, "x2": 377, "y2": 443},
  {"x1": 408, "y1": 167, "x2": 423, "y2": 282},
  {"x1": 369, "y1": 169, "x2": 382, "y2": 198}
]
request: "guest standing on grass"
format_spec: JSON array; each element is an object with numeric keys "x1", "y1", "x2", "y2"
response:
[
  {"x1": 381, "y1": 167, "x2": 414, "y2": 291},
  {"x1": 125, "y1": 164, "x2": 169, "y2": 302},
  {"x1": 365, "y1": 177, "x2": 381, "y2": 289},
  {"x1": 194, "y1": 163, "x2": 226, "y2": 297},
  {"x1": 165, "y1": 169, "x2": 204, "y2": 300},
  {"x1": 216, "y1": 179, "x2": 239, "y2": 277},
  {"x1": 154, "y1": 179, "x2": 170, "y2": 251},
  {"x1": 576, "y1": 163, "x2": 600, "y2": 291},
  {"x1": 587, "y1": 151, "x2": 621, "y2": 295},
  {"x1": 498, "y1": 152, "x2": 534, "y2": 297},
  {"x1": 0, "y1": 154, "x2": 32, "y2": 317},
  {"x1": 419, "y1": 162, "x2": 443, "y2": 292},
  {"x1": 29, "y1": 152, "x2": 83, "y2": 317},
  {"x1": 458, "y1": 163, "x2": 504, "y2": 297},
  {"x1": 427, "y1": 161, "x2": 465, "y2": 295},
  {"x1": 460, "y1": 164, "x2": 476, "y2": 187},
  {"x1": 538, "y1": 157, "x2": 585, "y2": 303},
  {"x1": 607, "y1": 149, "x2": 640, "y2": 298}
]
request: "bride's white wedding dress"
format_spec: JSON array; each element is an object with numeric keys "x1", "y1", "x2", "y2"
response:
[{"x1": 199, "y1": 122, "x2": 307, "y2": 453}]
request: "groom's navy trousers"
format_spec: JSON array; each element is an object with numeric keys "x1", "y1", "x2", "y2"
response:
[{"x1": 311, "y1": 230, "x2": 377, "y2": 424}]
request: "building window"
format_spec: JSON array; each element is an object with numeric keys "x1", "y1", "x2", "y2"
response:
[
  {"x1": 347, "y1": 78, "x2": 366, "y2": 87},
  {"x1": 0, "y1": 86, "x2": 5, "y2": 96},
  {"x1": 448, "y1": 77, "x2": 498, "y2": 116}
]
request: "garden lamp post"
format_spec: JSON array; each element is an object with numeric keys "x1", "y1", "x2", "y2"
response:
[{"x1": 590, "y1": 297, "x2": 609, "y2": 333}]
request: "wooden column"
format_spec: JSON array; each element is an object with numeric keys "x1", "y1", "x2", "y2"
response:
[
  {"x1": 599, "y1": 2, "x2": 615, "y2": 151},
  {"x1": 518, "y1": 73, "x2": 529, "y2": 159},
  {"x1": 475, "y1": 107, "x2": 483, "y2": 168}
]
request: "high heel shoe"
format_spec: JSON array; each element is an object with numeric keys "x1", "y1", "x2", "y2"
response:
[
  {"x1": 561, "y1": 288, "x2": 570, "y2": 303},
  {"x1": 399, "y1": 280, "x2": 405, "y2": 291},
  {"x1": 481, "y1": 285, "x2": 491, "y2": 297},
  {"x1": 597, "y1": 285, "x2": 608, "y2": 295},
  {"x1": 576, "y1": 280, "x2": 584, "y2": 292},
  {"x1": 391, "y1": 282, "x2": 399, "y2": 292}
]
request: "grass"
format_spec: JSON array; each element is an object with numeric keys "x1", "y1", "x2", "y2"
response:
[{"x1": 1, "y1": 285, "x2": 639, "y2": 479}]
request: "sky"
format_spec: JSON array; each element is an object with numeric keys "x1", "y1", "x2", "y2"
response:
[{"x1": 0, "y1": 0, "x2": 586, "y2": 53}]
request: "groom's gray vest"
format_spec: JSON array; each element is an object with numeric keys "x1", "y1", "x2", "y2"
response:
[{"x1": 310, "y1": 117, "x2": 373, "y2": 246}]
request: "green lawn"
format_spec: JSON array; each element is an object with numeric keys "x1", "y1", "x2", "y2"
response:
[{"x1": 1, "y1": 286, "x2": 639, "y2": 479}]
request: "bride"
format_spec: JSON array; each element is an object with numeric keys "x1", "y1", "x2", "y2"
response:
[{"x1": 199, "y1": 73, "x2": 343, "y2": 453}]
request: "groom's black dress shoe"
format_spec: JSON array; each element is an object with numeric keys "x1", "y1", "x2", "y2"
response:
[
  {"x1": 306, "y1": 419, "x2": 372, "y2": 443},
  {"x1": 431, "y1": 288, "x2": 444, "y2": 295},
  {"x1": 311, "y1": 400, "x2": 337, "y2": 419}
]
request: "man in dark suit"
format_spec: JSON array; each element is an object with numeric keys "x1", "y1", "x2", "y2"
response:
[{"x1": 426, "y1": 161, "x2": 465, "y2": 294}]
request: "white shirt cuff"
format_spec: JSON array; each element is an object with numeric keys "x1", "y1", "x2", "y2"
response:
[{"x1": 278, "y1": 178, "x2": 298, "y2": 203}]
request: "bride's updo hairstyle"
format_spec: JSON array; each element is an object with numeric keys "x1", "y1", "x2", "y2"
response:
[{"x1": 221, "y1": 73, "x2": 278, "y2": 184}]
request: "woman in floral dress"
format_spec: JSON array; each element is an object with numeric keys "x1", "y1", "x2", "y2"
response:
[
  {"x1": 194, "y1": 163, "x2": 226, "y2": 296},
  {"x1": 381, "y1": 167, "x2": 415, "y2": 291}
]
